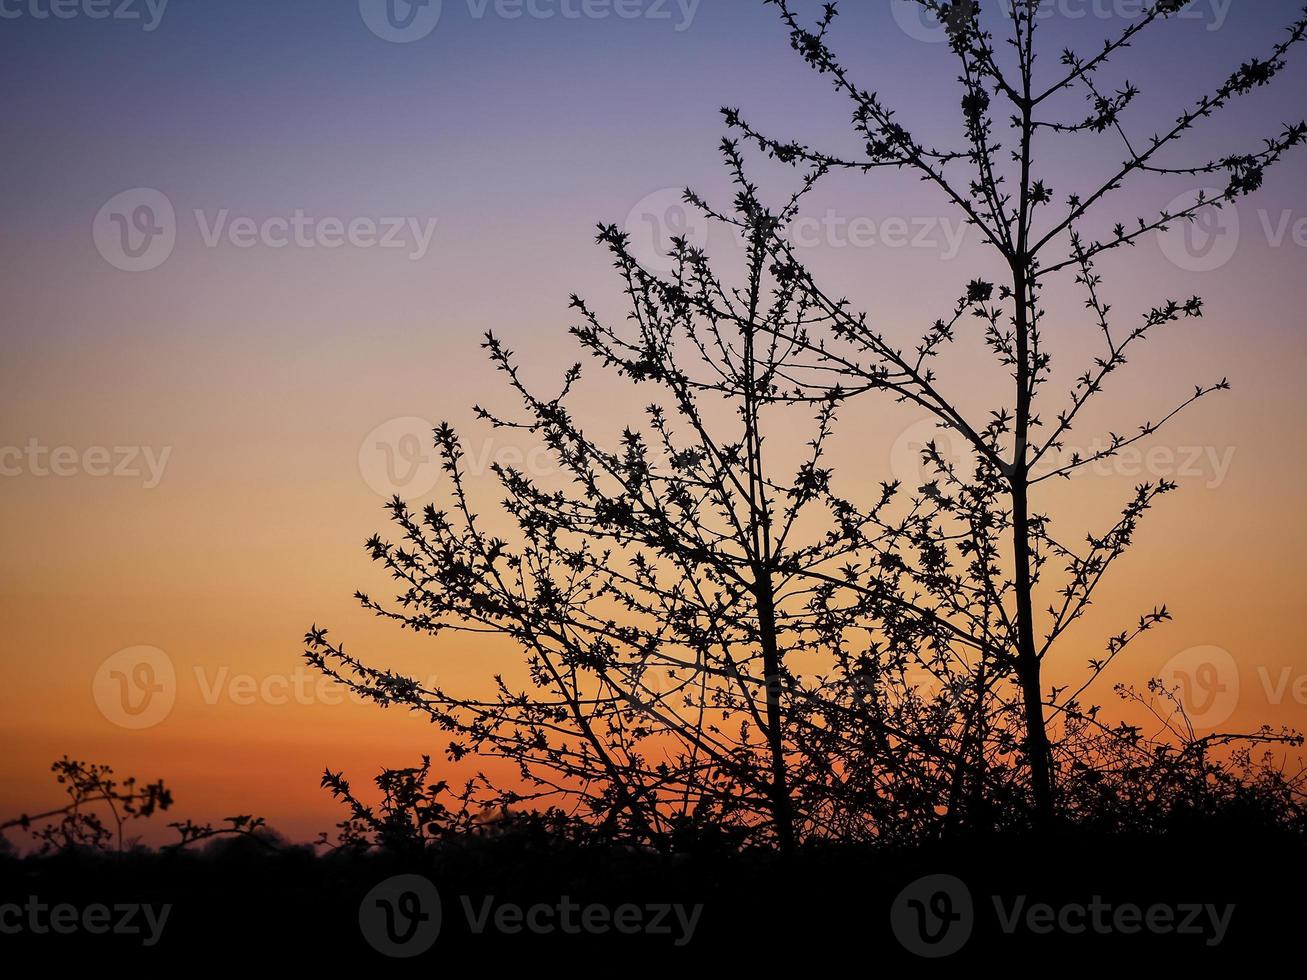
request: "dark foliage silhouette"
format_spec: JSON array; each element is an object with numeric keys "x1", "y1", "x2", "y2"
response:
[
  {"x1": 715, "y1": 0, "x2": 1307, "y2": 828},
  {"x1": 4, "y1": 754, "x2": 1304, "y2": 963},
  {"x1": 307, "y1": 0, "x2": 1307, "y2": 847},
  {"x1": 0, "y1": 758, "x2": 274, "y2": 855},
  {"x1": 0, "y1": 758, "x2": 172, "y2": 854}
]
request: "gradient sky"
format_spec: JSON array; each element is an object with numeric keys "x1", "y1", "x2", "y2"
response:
[{"x1": 2, "y1": 0, "x2": 1305, "y2": 844}]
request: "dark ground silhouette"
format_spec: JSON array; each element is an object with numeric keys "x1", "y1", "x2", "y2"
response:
[
  {"x1": 2, "y1": 756, "x2": 1303, "y2": 963},
  {"x1": 3, "y1": 825, "x2": 1303, "y2": 964}
]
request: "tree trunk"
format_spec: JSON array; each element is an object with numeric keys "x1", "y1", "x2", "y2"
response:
[
  {"x1": 1011, "y1": 474, "x2": 1055, "y2": 828},
  {"x1": 1011, "y1": 261, "x2": 1056, "y2": 829},
  {"x1": 755, "y1": 574, "x2": 795, "y2": 852}
]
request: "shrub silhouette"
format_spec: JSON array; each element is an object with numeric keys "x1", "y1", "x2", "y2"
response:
[
  {"x1": 0, "y1": 758, "x2": 277, "y2": 855},
  {"x1": 308, "y1": 1, "x2": 1307, "y2": 847}
]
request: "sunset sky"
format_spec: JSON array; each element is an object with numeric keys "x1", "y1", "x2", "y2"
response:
[{"x1": 2, "y1": 0, "x2": 1305, "y2": 844}]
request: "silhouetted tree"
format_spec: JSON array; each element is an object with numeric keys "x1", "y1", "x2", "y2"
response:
[
  {"x1": 0, "y1": 758, "x2": 277, "y2": 854},
  {"x1": 319, "y1": 756, "x2": 484, "y2": 855},
  {"x1": 308, "y1": 0, "x2": 1307, "y2": 845},
  {"x1": 720, "y1": 0, "x2": 1307, "y2": 826},
  {"x1": 0, "y1": 758, "x2": 171, "y2": 853},
  {"x1": 306, "y1": 171, "x2": 1013, "y2": 848}
]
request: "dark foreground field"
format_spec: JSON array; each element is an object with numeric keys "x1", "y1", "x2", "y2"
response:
[{"x1": 1, "y1": 828, "x2": 1300, "y2": 966}]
